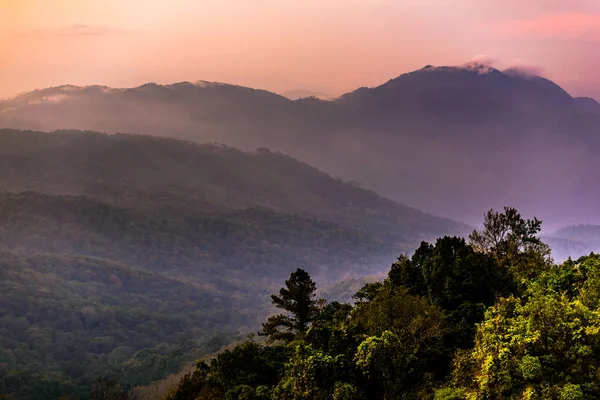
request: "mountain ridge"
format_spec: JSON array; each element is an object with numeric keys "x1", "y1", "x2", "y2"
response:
[{"x1": 2, "y1": 62, "x2": 600, "y2": 227}]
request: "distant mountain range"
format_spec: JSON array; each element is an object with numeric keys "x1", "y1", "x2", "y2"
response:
[
  {"x1": 544, "y1": 224, "x2": 600, "y2": 262},
  {"x1": 1, "y1": 62, "x2": 599, "y2": 227}
]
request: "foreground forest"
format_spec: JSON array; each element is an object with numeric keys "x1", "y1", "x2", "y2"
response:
[{"x1": 159, "y1": 208, "x2": 600, "y2": 400}]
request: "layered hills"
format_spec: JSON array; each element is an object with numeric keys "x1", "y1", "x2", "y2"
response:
[
  {"x1": 0, "y1": 129, "x2": 466, "y2": 396},
  {"x1": 2, "y1": 63, "x2": 599, "y2": 226}
]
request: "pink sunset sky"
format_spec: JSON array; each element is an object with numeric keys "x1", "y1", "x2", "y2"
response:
[{"x1": 1, "y1": 0, "x2": 600, "y2": 99}]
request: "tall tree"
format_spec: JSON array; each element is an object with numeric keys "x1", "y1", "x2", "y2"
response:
[
  {"x1": 469, "y1": 207, "x2": 547, "y2": 262},
  {"x1": 259, "y1": 268, "x2": 320, "y2": 343}
]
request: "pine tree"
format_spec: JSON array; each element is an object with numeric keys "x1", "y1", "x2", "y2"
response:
[{"x1": 259, "y1": 268, "x2": 319, "y2": 343}]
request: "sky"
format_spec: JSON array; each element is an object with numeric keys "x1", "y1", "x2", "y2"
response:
[{"x1": 2, "y1": 0, "x2": 600, "y2": 99}]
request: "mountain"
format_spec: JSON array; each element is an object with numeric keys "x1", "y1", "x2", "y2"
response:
[
  {"x1": 0, "y1": 129, "x2": 467, "y2": 396},
  {"x1": 544, "y1": 224, "x2": 600, "y2": 261},
  {"x1": 574, "y1": 96, "x2": 600, "y2": 117},
  {"x1": 2, "y1": 63, "x2": 599, "y2": 227},
  {"x1": 552, "y1": 224, "x2": 600, "y2": 243}
]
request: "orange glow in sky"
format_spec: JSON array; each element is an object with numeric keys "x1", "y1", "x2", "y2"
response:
[{"x1": 1, "y1": 0, "x2": 600, "y2": 98}]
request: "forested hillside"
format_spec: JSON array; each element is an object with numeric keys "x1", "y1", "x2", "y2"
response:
[
  {"x1": 0, "y1": 129, "x2": 468, "y2": 398},
  {"x1": 0, "y1": 129, "x2": 464, "y2": 245},
  {"x1": 0, "y1": 252, "x2": 236, "y2": 398}
]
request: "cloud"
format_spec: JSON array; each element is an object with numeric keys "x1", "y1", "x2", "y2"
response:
[
  {"x1": 22, "y1": 24, "x2": 126, "y2": 38},
  {"x1": 458, "y1": 55, "x2": 545, "y2": 78},
  {"x1": 494, "y1": 13, "x2": 600, "y2": 40},
  {"x1": 54, "y1": 24, "x2": 125, "y2": 37},
  {"x1": 504, "y1": 63, "x2": 545, "y2": 78},
  {"x1": 465, "y1": 54, "x2": 497, "y2": 67},
  {"x1": 30, "y1": 94, "x2": 70, "y2": 104},
  {"x1": 459, "y1": 55, "x2": 497, "y2": 74}
]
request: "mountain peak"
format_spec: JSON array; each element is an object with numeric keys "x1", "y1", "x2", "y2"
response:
[
  {"x1": 414, "y1": 61, "x2": 501, "y2": 76},
  {"x1": 459, "y1": 60, "x2": 500, "y2": 75}
]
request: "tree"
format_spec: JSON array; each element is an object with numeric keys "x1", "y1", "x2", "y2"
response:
[
  {"x1": 469, "y1": 207, "x2": 551, "y2": 283},
  {"x1": 259, "y1": 269, "x2": 320, "y2": 343}
]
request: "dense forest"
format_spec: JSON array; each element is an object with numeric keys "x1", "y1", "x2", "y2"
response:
[
  {"x1": 160, "y1": 208, "x2": 600, "y2": 400},
  {"x1": 0, "y1": 130, "x2": 469, "y2": 398}
]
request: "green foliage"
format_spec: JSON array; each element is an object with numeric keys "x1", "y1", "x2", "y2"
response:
[
  {"x1": 445, "y1": 254, "x2": 600, "y2": 399},
  {"x1": 171, "y1": 268, "x2": 452, "y2": 400},
  {"x1": 225, "y1": 385, "x2": 270, "y2": 400},
  {"x1": 332, "y1": 382, "x2": 361, "y2": 400},
  {"x1": 388, "y1": 236, "x2": 512, "y2": 348},
  {"x1": 272, "y1": 343, "x2": 346, "y2": 400},
  {"x1": 352, "y1": 282, "x2": 448, "y2": 398}
]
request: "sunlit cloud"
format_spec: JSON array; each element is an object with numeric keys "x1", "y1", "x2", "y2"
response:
[
  {"x1": 494, "y1": 13, "x2": 600, "y2": 40},
  {"x1": 504, "y1": 63, "x2": 545, "y2": 78},
  {"x1": 21, "y1": 24, "x2": 126, "y2": 38},
  {"x1": 27, "y1": 94, "x2": 70, "y2": 104}
]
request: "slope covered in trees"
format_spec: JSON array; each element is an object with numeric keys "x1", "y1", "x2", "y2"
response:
[
  {"x1": 0, "y1": 129, "x2": 468, "y2": 398},
  {"x1": 0, "y1": 129, "x2": 465, "y2": 246},
  {"x1": 0, "y1": 252, "x2": 235, "y2": 399}
]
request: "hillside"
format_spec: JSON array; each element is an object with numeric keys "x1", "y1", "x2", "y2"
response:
[
  {"x1": 0, "y1": 129, "x2": 467, "y2": 397},
  {"x1": 2, "y1": 63, "x2": 600, "y2": 226},
  {"x1": 0, "y1": 129, "x2": 465, "y2": 246}
]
